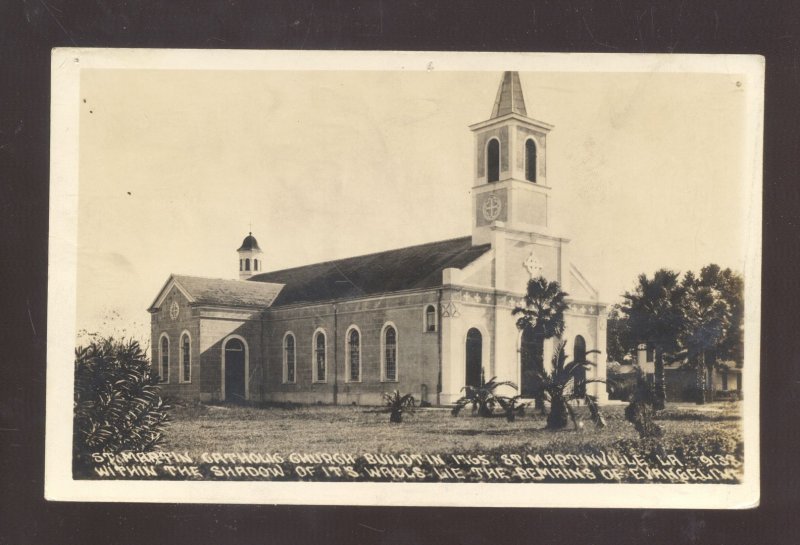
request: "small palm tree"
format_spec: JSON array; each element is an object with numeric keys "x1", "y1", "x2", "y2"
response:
[
  {"x1": 496, "y1": 395, "x2": 529, "y2": 422},
  {"x1": 535, "y1": 340, "x2": 606, "y2": 430},
  {"x1": 451, "y1": 375, "x2": 518, "y2": 417},
  {"x1": 512, "y1": 276, "x2": 569, "y2": 407},
  {"x1": 381, "y1": 390, "x2": 416, "y2": 423}
]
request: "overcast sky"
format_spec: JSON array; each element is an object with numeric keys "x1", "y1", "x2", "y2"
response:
[{"x1": 75, "y1": 67, "x2": 751, "y2": 345}]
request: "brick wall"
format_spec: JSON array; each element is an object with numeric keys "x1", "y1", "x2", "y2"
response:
[{"x1": 262, "y1": 290, "x2": 441, "y2": 405}]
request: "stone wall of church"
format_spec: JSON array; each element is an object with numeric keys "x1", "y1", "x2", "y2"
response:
[{"x1": 260, "y1": 290, "x2": 442, "y2": 406}]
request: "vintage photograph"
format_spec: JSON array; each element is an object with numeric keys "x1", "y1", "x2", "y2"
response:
[{"x1": 46, "y1": 50, "x2": 762, "y2": 507}]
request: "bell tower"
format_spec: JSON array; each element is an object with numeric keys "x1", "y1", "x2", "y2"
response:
[
  {"x1": 237, "y1": 232, "x2": 263, "y2": 280},
  {"x1": 470, "y1": 71, "x2": 554, "y2": 245}
]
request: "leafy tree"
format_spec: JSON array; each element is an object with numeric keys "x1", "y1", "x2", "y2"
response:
[
  {"x1": 381, "y1": 390, "x2": 416, "y2": 423},
  {"x1": 621, "y1": 269, "x2": 687, "y2": 410},
  {"x1": 698, "y1": 265, "x2": 744, "y2": 366},
  {"x1": 535, "y1": 340, "x2": 607, "y2": 430},
  {"x1": 606, "y1": 304, "x2": 634, "y2": 364},
  {"x1": 681, "y1": 270, "x2": 732, "y2": 404},
  {"x1": 74, "y1": 338, "x2": 170, "y2": 455},
  {"x1": 451, "y1": 375, "x2": 518, "y2": 417},
  {"x1": 512, "y1": 276, "x2": 569, "y2": 407}
]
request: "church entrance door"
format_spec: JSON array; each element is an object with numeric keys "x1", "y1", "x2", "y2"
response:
[
  {"x1": 465, "y1": 328, "x2": 483, "y2": 388},
  {"x1": 520, "y1": 326, "x2": 543, "y2": 398},
  {"x1": 224, "y1": 338, "x2": 246, "y2": 403}
]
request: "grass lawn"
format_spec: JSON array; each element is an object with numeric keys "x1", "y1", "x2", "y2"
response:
[{"x1": 162, "y1": 400, "x2": 743, "y2": 458}]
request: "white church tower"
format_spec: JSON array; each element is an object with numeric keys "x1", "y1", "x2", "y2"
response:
[
  {"x1": 237, "y1": 232, "x2": 263, "y2": 280},
  {"x1": 440, "y1": 71, "x2": 608, "y2": 404}
]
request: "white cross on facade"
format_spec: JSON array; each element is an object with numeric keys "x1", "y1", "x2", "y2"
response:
[{"x1": 523, "y1": 251, "x2": 543, "y2": 278}]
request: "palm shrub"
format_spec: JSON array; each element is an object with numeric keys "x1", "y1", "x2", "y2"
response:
[
  {"x1": 496, "y1": 395, "x2": 529, "y2": 422},
  {"x1": 451, "y1": 376, "x2": 518, "y2": 417},
  {"x1": 382, "y1": 390, "x2": 416, "y2": 423},
  {"x1": 74, "y1": 337, "x2": 170, "y2": 454},
  {"x1": 623, "y1": 367, "x2": 663, "y2": 439},
  {"x1": 536, "y1": 340, "x2": 607, "y2": 430}
]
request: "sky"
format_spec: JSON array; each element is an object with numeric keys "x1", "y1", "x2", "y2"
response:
[{"x1": 75, "y1": 67, "x2": 752, "y2": 345}]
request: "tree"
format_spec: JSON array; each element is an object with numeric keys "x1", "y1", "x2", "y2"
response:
[
  {"x1": 536, "y1": 340, "x2": 607, "y2": 430},
  {"x1": 681, "y1": 270, "x2": 732, "y2": 404},
  {"x1": 698, "y1": 265, "x2": 744, "y2": 366},
  {"x1": 512, "y1": 276, "x2": 569, "y2": 407},
  {"x1": 621, "y1": 269, "x2": 687, "y2": 410},
  {"x1": 606, "y1": 304, "x2": 634, "y2": 364},
  {"x1": 74, "y1": 337, "x2": 170, "y2": 455}
]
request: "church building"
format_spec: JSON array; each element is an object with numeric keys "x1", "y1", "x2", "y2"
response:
[{"x1": 148, "y1": 72, "x2": 609, "y2": 406}]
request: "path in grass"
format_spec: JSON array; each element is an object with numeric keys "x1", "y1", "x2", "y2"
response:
[{"x1": 162, "y1": 402, "x2": 742, "y2": 457}]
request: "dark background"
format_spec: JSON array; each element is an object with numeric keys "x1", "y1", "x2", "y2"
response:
[{"x1": 1, "y1": 1, "x2": 798, "y2": 544}]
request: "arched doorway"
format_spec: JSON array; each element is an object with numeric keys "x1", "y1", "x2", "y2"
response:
[
  {"x1": 573, "y1": 335, "x2": 587, "y2": 397},
  {"x1": 465, "y1": 328, "x2": 483, "y2": 388},
  {"x1": 520, "y1": 326, "x2": 543, "y2": 397},
  {"x1": 224, "y1": 338, "x2": 246, "y2": 403}
]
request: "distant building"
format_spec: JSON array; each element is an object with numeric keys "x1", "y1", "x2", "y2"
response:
[{"x1": 148, "y1": 72, "x2": 609, "y2": 405}]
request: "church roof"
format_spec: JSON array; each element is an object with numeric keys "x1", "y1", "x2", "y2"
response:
[
  {"x1": 491, "y1": 71, "x2": 527, "y2": 118},
  {"x1": 249, "y1": 236, "x2": 491, "y2": 307},
  {"x1": 237, "y1": 233, "x2": 261, "y2": 252},
  {"x1": 149, "y1": 274, "x2": 284, "y2": 311}
]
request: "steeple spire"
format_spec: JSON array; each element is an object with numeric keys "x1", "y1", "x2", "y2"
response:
[{"x1": 490, "y1": 71, "x2": 527, "y2": 118}]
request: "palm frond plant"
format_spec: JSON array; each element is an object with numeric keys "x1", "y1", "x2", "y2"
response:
[
  {"x1": 381, "y1": 390, "x2": 416, "y2": 423},
  {"x1": 451, "y1": 376, "x2": 518, "y2": 418},
  {"x1": 496, "y1": 395, "x2": 529, "y2": 422},
  {"x1": 623, "y1": 366, "x2": 663, "y2": 439},
  {"x1": 535, "y1": 340, "x2": 607, "y2": 430}
]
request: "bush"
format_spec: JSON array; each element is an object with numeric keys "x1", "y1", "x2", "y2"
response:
[{"x1": 74, "y1": 337, "x2": 170, "y2": 454}]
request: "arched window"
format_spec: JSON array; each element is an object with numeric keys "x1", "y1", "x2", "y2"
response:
[
  {"x1": 180, "y1": 332, "x2": 191, "y2": 383},
  {"x1": 254, "y1": 258, "x2": 259, "y2": 271},
  {"x1": 239, "y1": 259, "x2": 243, "y2": 271},
  {"x1": 245, "y1": 258, "x2": 251, "y2": 271},
  {"x1": 347, "y1": 327, "x2": 361, "y2": 382},
  {"x1": 159, "y1": 334, "x2": 169, "y2": 383},
  {"x1": 383, "y1": 325, "x2": 398, "y2": 381},
  {"x1": 283, "y1": 333, "x2": 296, "y2": 383},
  {"x1": 525, "y1": 138, "x2": 537, "y2": 182},
  {"x1": 424, "y1": 305, "x2": 436, "y2": 332},
  {"x1": 574, "y1": 335, "x2": 587, "y2": 397},
  {"x1": 314, "y1": 330, "x2": 326, "y2": 382},
  {"x1": 487, "y1": 138, "x2": 500, "y2": 182}
]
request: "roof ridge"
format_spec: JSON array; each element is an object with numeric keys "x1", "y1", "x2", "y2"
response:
[
  {"x1": 250, "y1": 235, "x2": 483, "y2": 280},
  {"x1": 173, "y1": 273, "x2": 282, "y2": 286}
]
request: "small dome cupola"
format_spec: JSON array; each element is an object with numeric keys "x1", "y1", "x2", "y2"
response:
[{"x1": 237, "y1": 232, "x2": 264, "y2": 280}]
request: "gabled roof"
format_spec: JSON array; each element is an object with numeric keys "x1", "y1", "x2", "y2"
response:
[
  {"x1": 149, "y1": 274, "x2": 284, "y2": 311},
  {"x1": 249, "y1": 236, "x2": 491, "y2": 307},
  {"x1": 491, "y1": 71, "x2": 527, "y2": 118}
]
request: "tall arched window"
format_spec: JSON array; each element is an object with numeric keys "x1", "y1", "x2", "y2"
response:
[
  {"x1": 180, "y1": 332, "x2": 191, "y2": 383},
  {"x1": 254, "y1": 259, "x2": 259, "y2": 271},
  {"x1": 574, "y1": 335, "x2": 587, "y2": 397},
  {"x1": 283, "y1": 333, "x2": 296, "y2": 383},
  {"x1": 239, "y1": 259, "x2": 243, "y2": 271},
  {"x1": 383, "y1": 325, "x2": 398, "y2": 381},
  {"x1": 487, "y1": 138, "x2": 500, "y2": 182},
  {"x1": 245, "y1": 258, "x2": 251, "y2": 271},
  {"x1": 159, "y1": 334, "x2": 169, "y2": 383},
  {"x1": 314, "y1": 330, "x2": 327, "y2": 382},
  {"x1": 424, "y1": 304, "x2": 436, "y2": 332},
  {"x1": 347, "y1": 327, "x2": 361, "y2": 382},
  {"x1": 525, "y1": 138, "x2": 537, "y2": 182}
]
